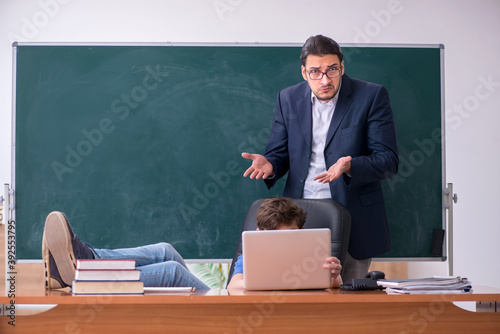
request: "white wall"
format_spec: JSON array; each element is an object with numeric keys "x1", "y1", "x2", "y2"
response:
[{"x1": 1, "y1": 0, "x2": 499, "y2": 288}]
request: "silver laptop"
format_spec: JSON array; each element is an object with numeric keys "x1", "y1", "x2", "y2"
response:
[{"x1": 242, "y1": 228, "x2": 332, "y2": 290}]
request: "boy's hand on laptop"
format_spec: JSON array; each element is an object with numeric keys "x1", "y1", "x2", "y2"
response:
[
  {"x1": 324, "y1": 257, "x2": 342, "y2": 278},
  {"x1": 324, "y1": 257, "x2": 343, "y2": 287}
]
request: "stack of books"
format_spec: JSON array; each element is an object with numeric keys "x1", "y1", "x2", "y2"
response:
[
  {"x1": 377, "y1": 276, "x2": 472, "y2": 294},
  {"x1": 72, "y1": 259, "x2": 144, "y2": 295}
]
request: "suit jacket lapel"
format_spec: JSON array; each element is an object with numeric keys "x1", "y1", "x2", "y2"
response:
[
  {"x1": 326, "y1": 75, "x2": 353, "y2": 147},
  {"x1": 296, "y1": 85, "x2": 312, "y2": 150}
]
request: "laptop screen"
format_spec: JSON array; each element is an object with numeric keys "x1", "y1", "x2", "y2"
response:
[{"x1": 242, "y1": 228, "x2": 332, "y2": 290}]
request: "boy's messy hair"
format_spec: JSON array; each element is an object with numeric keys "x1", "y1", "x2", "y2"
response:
[{"x1": 256, "y1": 197, "x2": 307, "y2": 230}]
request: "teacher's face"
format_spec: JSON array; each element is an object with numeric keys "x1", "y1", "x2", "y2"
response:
[{"x1": 301, "y1": 54, "x2": 344, "y2": 103}]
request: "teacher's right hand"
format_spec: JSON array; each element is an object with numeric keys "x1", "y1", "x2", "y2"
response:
[{"x1": 241, "y1": 153, "x2": 274, "y2": 179}]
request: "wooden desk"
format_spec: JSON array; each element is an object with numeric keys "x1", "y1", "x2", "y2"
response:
[{"x1": 1, "y1": 286, "x2": 500, "y2": 333}]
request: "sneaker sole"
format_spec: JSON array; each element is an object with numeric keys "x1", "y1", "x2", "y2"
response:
[
  {"x1": 41, "y1": 236, "x2": 51, "y2": 289},
  {"x1": 42, "y1": 212, "x2": 76, "y2": 288},
  {"x1": 42, "y1": 237, "x2": 65, "y2": 289}
]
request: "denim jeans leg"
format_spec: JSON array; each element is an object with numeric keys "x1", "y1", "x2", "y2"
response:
[
  {"x1": 139, "y1": 261, "x2": 209, "y2": 290},
  {"x1": 93, "y1": 242, "x2": 188, "y2": 268},
  {"x1": 92, "y1": 243, "x2": 208, "y2": 289}
]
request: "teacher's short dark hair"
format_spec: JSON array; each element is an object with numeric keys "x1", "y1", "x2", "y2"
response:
[{"x1": 300, "y1": 35, "x2": 343, "y2": 66}]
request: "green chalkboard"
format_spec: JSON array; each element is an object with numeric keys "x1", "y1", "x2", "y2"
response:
[{"x1": 14, "y1": 43, "x2": 443, "y2": 260}]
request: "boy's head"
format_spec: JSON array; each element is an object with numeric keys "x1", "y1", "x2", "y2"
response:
[{"x1": 256, "y1": 197, "x2": 307, "y2": 230}]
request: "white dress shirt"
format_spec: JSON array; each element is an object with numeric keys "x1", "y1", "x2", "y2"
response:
[{"x1": 302, "y1": 90, "x2": 340, "y2": 199}]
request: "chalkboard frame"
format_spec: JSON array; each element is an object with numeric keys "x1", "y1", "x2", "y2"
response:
[{"x1": 11, "y1": 42, "x2": 446, "y2": 261}]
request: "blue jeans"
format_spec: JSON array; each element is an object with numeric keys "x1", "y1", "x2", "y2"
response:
[{"x1": 91, "y1": 242, "x2": 209, "y2": 290}]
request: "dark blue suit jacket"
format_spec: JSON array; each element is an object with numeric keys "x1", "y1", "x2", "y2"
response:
[{"x1": 264, "y1": 74, "x2": 399, "y2": 260}]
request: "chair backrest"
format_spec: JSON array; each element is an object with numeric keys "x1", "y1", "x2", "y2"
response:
[{"x1": 227, "y1": 198, "x2": 351, "y2": 282}]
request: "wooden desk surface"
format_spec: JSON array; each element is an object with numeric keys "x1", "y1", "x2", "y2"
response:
[
  {"x1": 2, "y1": 286, "x2": 500, "y2": 334},
  {"x1": 2, "y1": 285, "x2": 500, "y2": 305},
  {"x1": 2, "y1": 263, "x2": 500, "y2": 333}
]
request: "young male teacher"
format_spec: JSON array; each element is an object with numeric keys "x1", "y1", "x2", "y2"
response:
[{"x1": 242, "y1": 35, "x2": 399, "y2": 282}]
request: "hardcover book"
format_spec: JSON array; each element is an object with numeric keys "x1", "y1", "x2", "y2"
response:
[
  {"x1": 72, "y1": 280, "x2": 144, "y2": 295},
  {"x1": 76, "y1": 259, "x2": 136, "y2": 270}
]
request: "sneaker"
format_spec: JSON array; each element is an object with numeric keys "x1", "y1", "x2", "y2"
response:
[{"x1": 42, "y1": 211, "x2": 95, "y2": 289}]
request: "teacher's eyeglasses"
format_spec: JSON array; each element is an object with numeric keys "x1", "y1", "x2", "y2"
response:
[{"x1": 307, "y1": 67, "x2": 342, "y2": 80}]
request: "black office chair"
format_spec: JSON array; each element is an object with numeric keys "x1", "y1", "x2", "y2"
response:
[{"x1": 227, "y1": 198, "x2": 351, "y2": 282}]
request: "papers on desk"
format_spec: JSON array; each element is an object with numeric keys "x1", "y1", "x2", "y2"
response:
[
  {"x1": 377, "y1": 276, "x2": 472, "y2": 294},
  {"x1": 144, "y1": 287, "x2": 196, "y2": 295}
]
